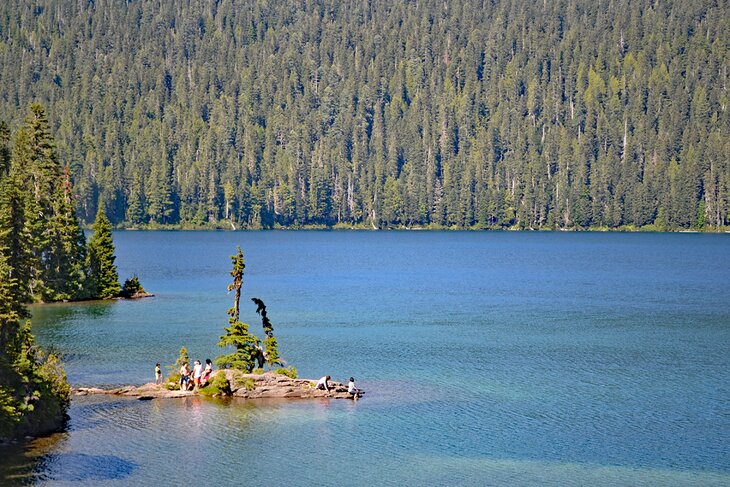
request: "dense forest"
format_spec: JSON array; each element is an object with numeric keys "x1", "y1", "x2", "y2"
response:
[
  {"x1": 0, "y1": 104, "x2": 122, "y2": 303},
  {"x1": 0, "y1": 0, "x2": 727, "y2": 230}
]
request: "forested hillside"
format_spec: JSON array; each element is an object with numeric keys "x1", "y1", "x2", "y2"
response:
[{"x1": 0, "y1": 0, "x2": 727, "y2": 230}]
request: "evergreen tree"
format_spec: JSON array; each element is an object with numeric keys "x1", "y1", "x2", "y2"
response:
[
  {"x1": 45, "y1": 167, "x2": 89, "y2": 300},
  {"x1": 0, "y1": 257, "x2": 26, "y2": 437},
  {"x1": 87, "y1": 205, "x2": 121, "y2": 299},
  {"x1": 0, "y1": 244, "x2": 69, "y2": 439},
  {"x1": 0, "y1": 121, "x2": 10, "y2": 178},
  {"x1": 251, "y1": 297, "x2": 281, "y2": 368},
  {"x1": 216, "y1": 247, "x2": 260, "y2": 371},
  {"x1": 9, "y1": 104, "x2": 89, "y2": 301},
  {"x1": 0, "y1": 174, "x2": 33, "y2": 312},
  {"x1": 0, "y1": 232, "x2": 22, "y2": 356},
  {"x1": 173, "y1": 346, "x2": 190, "y2": 372}
]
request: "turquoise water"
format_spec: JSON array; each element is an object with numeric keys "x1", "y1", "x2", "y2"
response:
[{"x1": 2, "y1": 231, "x2": 729, "y2": 486}]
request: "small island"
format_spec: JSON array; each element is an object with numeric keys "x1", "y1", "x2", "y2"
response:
[
  {"x1": 72, "y1": 247, "x2": 363, "y2": 404},
  {"x1": 118, "y1": 275, "x2": 154, "y2": 300},
  {"x1": 72, "y1": 370, "x2": 356, "y2": 401}
]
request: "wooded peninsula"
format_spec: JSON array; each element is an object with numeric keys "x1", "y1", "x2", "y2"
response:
[{"x1": 0, "y1": 0, "x2": 727, "y2": 231}]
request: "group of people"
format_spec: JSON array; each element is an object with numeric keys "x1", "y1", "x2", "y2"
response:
[
  {"x1": 178, "y1": 359, "x2": 214, "y2": 390},
  {"x1": 316, "y1": 375, "x2": 362, "y2": 400},
  {"x1": 153, "y1": 360, "x2": 214, "y2": 390}
]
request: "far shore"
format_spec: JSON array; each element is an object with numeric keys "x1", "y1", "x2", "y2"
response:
[{"x1": 98, "y1": 223, "x2": 730, "y2": 233}]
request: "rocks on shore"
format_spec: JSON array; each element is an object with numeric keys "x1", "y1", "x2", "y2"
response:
[
  {"x1": 118, "y1": 291, "x2": 155, "y2": 299},
  {"x1": 71, "y1": 370, "x2": 359, "y2": 401},
  {"x1": 72, "y1": 383, "x2": 193, "y2": 399}
]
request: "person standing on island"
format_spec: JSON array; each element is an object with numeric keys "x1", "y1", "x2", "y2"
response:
[
  {"x1": 192, "y1": 360, "x2": 203, "y2": 389},
  {"x1": 155, "y1": 363, "x2": 164, "y2": 385},
  {"x1": 316, "y1": 375, "x2": 331, "y2": 391},
  {"x1": 179, "y1": 362, "x2": 191, "y2": 390}
]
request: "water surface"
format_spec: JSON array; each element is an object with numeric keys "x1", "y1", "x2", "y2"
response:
[{"x1": 2, "y1": 231, "x2": 729, "y2": 486}]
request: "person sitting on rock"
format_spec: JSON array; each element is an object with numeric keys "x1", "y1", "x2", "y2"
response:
[
  {"x1": 201, "y1": 359, "x2": 213, "y2": 386},
  {"x1": 316, "y1": 375, "x2": 331, "y2": 391},
  {"x1": 348, "y1": 377, "x2": 360, "y2": 400}
]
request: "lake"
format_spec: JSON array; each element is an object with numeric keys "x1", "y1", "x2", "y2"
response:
[{"x1": 2, "y1": 231, "x2": 729, "y2": 486}]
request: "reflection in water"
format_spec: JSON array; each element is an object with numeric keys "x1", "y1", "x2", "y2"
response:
[
  {"x1": 80, "y1": 302, "x2": 116, "y2": 319},
  {"x1": 0, "y1": 445, "x2": 38, "y2": 485},
  {"x1": 0, "y1": 432, "x2": 68, "y2": 485},
  {"x1": 30, "y1": 300, "x2": 116, "y2": 324},
  {"x1": 182, "y1": 397, "x2": 206, "y2": 442}
]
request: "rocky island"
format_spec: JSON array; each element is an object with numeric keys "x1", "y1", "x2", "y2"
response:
[{"x1": 72, "y1": 370, "x2": 359, "y2": 401}]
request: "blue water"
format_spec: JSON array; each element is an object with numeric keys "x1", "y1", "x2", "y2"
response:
[{"x1": 2, "y1": 231, "x2": 729, "y2": 486}]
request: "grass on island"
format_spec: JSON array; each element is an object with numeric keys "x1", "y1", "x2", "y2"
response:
[
  {"x1": 275, "y1": 366, "x2": 298, "y2": 379},
  {"x1": 197, "y1": 373, "x2": 231, "y2": 397}
]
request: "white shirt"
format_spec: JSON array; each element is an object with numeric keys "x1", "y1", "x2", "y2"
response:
[
  {"x1": 316, "y1": 376, "x2": 328, "y2": 387},
  {"x1": 193, "y1": 363, "x2": 203, "y2": 378},
  {"x1": 348, "y1": 381, "x2": 356, "y2": 393}
]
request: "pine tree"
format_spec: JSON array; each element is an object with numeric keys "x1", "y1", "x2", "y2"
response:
[
  {"x1": 8, "y1": 104, "x2": 89, "y2": 301},
  {"x1": 0, "y1": 250, "x2": 25, "y2": 437},
  {"x1": 0, "y1": 121, "x2": 10, "y2": 178},
  {"x1": 173, "y1": 346, "x2": 190, "y2": 372},
  {"x1": 0, "y1": 243, "x2": 69, "y2": 439},
  {"x1": 11, "y1": 105, "x2": 59, "y2": 299},
  {"x1": 251, "y1": 297, "x2": 281, "y2": 368},
  {"x1": 216, "y1": 247, "x2": 260, "y2": 371},
  {"x1": 125, "y1": 172, "x2": 146, "y2": 226},
  {"x1": 0, "y1": 233, "x2": 22, "y2": 357},
  {"x1": 0, "y1": 174, "x2": 33, "y2": 313},
  {"x1": 45, "y1": 167, "x2": 89, "y2": 301},
  {"x1": 87, "y1": 206, "x2": 120, "y2": 299}
]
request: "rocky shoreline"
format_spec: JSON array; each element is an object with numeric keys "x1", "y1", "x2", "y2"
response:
[
  {"x1": 119, "y1": 291, "x2": 155, "y2": 299},
  {"x1": 72, "y1": 370, "x2": 358, "y2": 401}
]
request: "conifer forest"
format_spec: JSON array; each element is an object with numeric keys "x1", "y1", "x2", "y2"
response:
[{"x1": 0, "y1": 0, "x2": 728, "y2": 230}]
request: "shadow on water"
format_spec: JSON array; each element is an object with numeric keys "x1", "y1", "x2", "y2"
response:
[
  {"x1": 33, "y1": 453, "x2": 137, "y2": 482},
  {"x1": 1, "y1": 452, "x2": 137, "y2": 484}
]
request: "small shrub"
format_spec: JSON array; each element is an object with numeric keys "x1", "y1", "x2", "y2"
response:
[
  {"x1": 166, "y1": 346, "x2": 189, "y2": 379},
  {"x1": 166, "y1": 373, "x2": 181, "y2": 390},
  {"x1": 275, "y1": 366, "x2": 298, "y2": 379},
  {"x1": 235, "y1": 378, "x2": 255, "y2": 391},
  {"x1": 198, "y1": 372, "x2": 231, "y2": 396},
  {"x1": 36, "y1": 351, "x2": 70, "y2": 408},
  {"x1": 252, "y1": 368, "x2": 265, "y2": 375}
]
